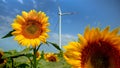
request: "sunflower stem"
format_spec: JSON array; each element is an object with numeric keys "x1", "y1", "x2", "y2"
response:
[
  {"x1": 11, "y1": 58, "x2": 14, "y2": 68},
  {"x1": 27, "y1": 57, "x2": 33, "y2": 68},
  {"x1": 36, "y1": 43, "x2": 42, "y2": 52},
  {"x1": 33, "y1": 47, "x2": 37, "y2": 68}
]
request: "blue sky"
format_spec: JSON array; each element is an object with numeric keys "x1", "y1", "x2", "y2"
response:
[{"x1": 0, "y1": 0, "x2": 120, "y2": 52}]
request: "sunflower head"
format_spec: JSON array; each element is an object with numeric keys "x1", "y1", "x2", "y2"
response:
[
  {"x1": 0, "y1": 51, "x2": 6, "y2": 65},
  {"x1": 11, "y1": 10, "x2": 50, "y2": 48},
  {"x1": 36, "y1": 51, "x2": 41, "y2": 60},
  {"x1": 64, "y1": 26, "x2": 120, "y2": 68},
  {"x1": 44, "y1": 53, "x2": 59, "y2": 62}
]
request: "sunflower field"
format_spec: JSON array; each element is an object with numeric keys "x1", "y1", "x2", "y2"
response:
[
  {"x1": 0, "y1": 10, "x2": 71, "y2": 68},
  {"x1": 0, "y1": 5, "x2": 120, "y2": 68}
]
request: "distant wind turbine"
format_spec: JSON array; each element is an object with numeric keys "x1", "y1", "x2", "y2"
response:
[{"x1": 58, "y1": 6, "x2": 77, "y2": 48}]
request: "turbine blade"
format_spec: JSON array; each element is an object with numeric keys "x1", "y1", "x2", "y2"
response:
[
  {"x1": 62, "y1": 12, "x2": 79, "y2": 15},
  {"x1": 58, "y1": 6, "x2": 62, "y2": 15}
]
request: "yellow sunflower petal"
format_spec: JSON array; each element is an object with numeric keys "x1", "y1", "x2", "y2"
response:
[
  {"x1": 11, "y1": 22, "x2": 21, "y2": 30},
  {"x1": 102, "y1": 26, "x2": 110, "y2": 34},
  {"x1": 39, "y1": 36, "x2": 46, "y2": 43},
  {"x1": 66, "y1": 59, "x2": 81, "y2": 67},
  {"x1": 14, "y1": 35, "x2": 24, "y2": 42},
  {"x1": 22, "y1": 11, "x2": 28, "y2": 19},
  {"x1": 94, "y1": 27, "x2": 101, "y2": 41},
  {"x1": 63, "y1": 42, "x2": 82, "y2": 52},
  {"x1": 84, "y1": 26, "x2": 90, "y2": 40},
  {"x1": 64, "y1": 51, "x2": 81, "y2": 60},
  {"x1": 78, "y1": 34, "x2": 87, "y2": 45},
  {"x1": 12, "y1": 31, "x2": 21, "y2": 36},
  {"x1": 101, "y1": 26, "x2": 110, "y2": 38},
  {"x1": 34, "y1": 38, "x2": 41, "y2": 46},
  {"x1": 110, "y1": 27, "x2": 120, "y2": 35},
  {"x1": 36, "y1": 51, "x2": 41, "y2": 60},
  {"x1": 41, "y1": 17, "x2": 49, "y2": 24},
  {"x1": 16, "y1": 15, "x2": 25, "y2": 24},
  {"x1": 72, "y1": 66, "x2": 81, "y2": 68}
]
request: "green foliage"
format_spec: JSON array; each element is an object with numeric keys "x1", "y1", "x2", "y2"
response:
[
  {"x1": 13, "y1": 56, "x2": 30, "y2": 68},
  {"x1": 1, "y1": 48, "x2": 71, "y2": 68},
  {"x1": 17, "y1": 63, "x2": 29, "y2": 68},
  {"x1": 37, "y1": 57, "x2": 71, "y2": 68},
  {"x1": 2, "y1": 48, "x2": 32, "y2": 59},
  {"x1": 40, "y1": 51, "x2": 44, "y2": 59},
  {"x1": 46, "y1": 41, "x2": 61, "y2": 51},
  {"x1": 20, "y1": 48, "x2": 33, "y2": 54},
  {"x1": 2, "y1": 50, "x2": 18, "y2": 59},
  {"x1": 2, "y1": 30, "x2": 15, "y2": 39},
  {"x1": 1, "y1": 32, "x2": 71, "y2": 68}
]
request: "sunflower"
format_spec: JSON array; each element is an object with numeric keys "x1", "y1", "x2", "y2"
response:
[
  {"x1": 63, "y1": 26, "x2": 120, "y2": 68},
  {"x1": 11, "y1": 10, "x2": 50, "y2": 48},
  {"x1": 0, "y1": 51, "x2": 6, "y2": 65},
  {"x1": 44, "y1": 53, "x2": 59, "y2": 62},
  {"x1": 36, "y1": 51, "x2": 41, "y2": 60}
]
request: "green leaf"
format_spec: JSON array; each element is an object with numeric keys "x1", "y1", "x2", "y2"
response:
[
  {"x1": 2, "y1": 50, "x2": 18, "y2": 59},
  {"x1": 36, "y1": 43, "x2": 42, "y2": 52},
  {"x1": 38, "y1": 57, "x2": 71, "y2": 68},
  {"x1": 46, "y1": 41, "x2": 61, "y2": 51},
  {"x1": 2, "y1": 49, "x2": 30, "y2": 59},
  {"x1": 25, "y1": 53, "x2": 33, "y2": 58},
  {"x1": 9, "y1": 50, "x2": 18, "y2": 54},
  {"x1": 17, "y1": 63, "x2": 29, "y2": 68},
  {"x1": 20, "y1": 48, "x2": 33, "y2": 54},
  {"x1": 2, "y1": 30, "x2": 15, "y2": 39},
  {"x1": 2, "y1": 52, "x2": 12, "y2": 59},
  {"x1": 40, "y1": 50, "x2": 44, "y2": 59}
]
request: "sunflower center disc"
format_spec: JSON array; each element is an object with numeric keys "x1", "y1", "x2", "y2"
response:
[
  {"x1": 49, "y1": 56, "x2": 57, "y2": 62},
  {"x1": 27, "y1": 24, "x2": 38, "y2": 34},
  {"x1": 90, "y1": 52, "x2": 109, "y2": 68},
  {"x1": 0, "y1": 53, "x2": 4, "y2": 64},
  {"x1": 0, "y1": 53, "x2": 2, "y2": 58}
]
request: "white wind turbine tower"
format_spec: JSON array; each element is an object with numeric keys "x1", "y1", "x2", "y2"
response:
[{"x1": 58, "y1": 6, "x2": 77, "y2": 48}]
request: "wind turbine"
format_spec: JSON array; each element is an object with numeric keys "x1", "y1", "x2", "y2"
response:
[{"x1": 58, "y1": 6, "x2": 77, "y2": 48}]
